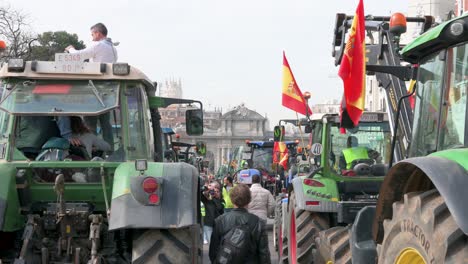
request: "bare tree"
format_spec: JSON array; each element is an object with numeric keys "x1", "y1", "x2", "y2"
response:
[{"x1": 0, "y1": 5, "x2": 35, "y2": 61}]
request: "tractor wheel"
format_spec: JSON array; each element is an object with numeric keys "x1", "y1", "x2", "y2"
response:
[
  {"x1": 280, "y1": 197, "x2": 289, "y2": 264},
  {"x1": 288, "y1": 191, "x2": 329, "y2": 264},
  {"x1": 274, "y1": 196, "x2": 283, "y2": 251},
  {"x1": 377, "y1": 189, "x2": 468, "y2": 264},
  {"x1": 314, "y1": 226, "x2": 351, "y2": 264},
  {"x1": 132, "y1": 225, "x2": 202, "y2": 264}
]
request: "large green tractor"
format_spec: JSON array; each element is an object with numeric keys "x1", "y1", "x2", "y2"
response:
[
  {"x1": 343, "y1": 13, "x2": 468, "y2": 264},
  {"x1": 279, "y1": 112, "x2": 391, "y2": 263},
  {"x1": 0, "y1": 56, "x2": 204, "y2": 263}
]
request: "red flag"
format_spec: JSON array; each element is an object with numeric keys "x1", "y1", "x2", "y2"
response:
[
  {"x1": 279, "y1": 153, "x2": 289, "y2": 171},
  {"x1": 282, "y1": 52, "x2": 312, "y2": 116},
  {"x1": 273, "y1": 141, "x2": 288, "y2": 163},
  {"x1": 338, "y1": 0, "x2": 366, "y2": 128}
]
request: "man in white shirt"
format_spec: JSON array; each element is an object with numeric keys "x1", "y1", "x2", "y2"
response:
[
  {"x1": 64, "y1": 23, "x2": 117, "y2": 150},
  {"x1": 65, "y1": 23, "x2": 118, "y2": 63}
]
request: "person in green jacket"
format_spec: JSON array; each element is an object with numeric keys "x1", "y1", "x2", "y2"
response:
[
  {"x1": 222, "y1": 176, "x2": 235, "y2": 213},
  {"x1": 339, "y1": 136, "x2": 371, "y2": 170}
]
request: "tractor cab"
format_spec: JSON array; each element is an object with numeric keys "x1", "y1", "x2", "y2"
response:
[
  {"x1": 306, "y1": 112, "x2": 391, "y2": 178},
  {"x1": 236, "y1": 140, "x2": 298, "y2": 193},
  {"x1": 0, "y1": 56, "x2": 205, "y2": 263},
  {"x1": 408, "y1": 40, "x2": 468, "y2": 157}
]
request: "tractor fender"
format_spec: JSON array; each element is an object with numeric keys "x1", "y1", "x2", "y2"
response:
[
  {"x1": 290, "y1": 176, "x2": 338, "y2": 213},
  {"x1": 109, "y1": 162, "x2": 199, "y2": 230},
  {"x1": 373, "y1": 156, "x2": 468, "y2": 242},
  {"x1": 0, "y1": 164, "x2": 24, "y2": 232}
]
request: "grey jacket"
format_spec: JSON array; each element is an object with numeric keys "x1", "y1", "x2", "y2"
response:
[{"x1": 247, "y1": 183, "x2": 275, "y2": 220}]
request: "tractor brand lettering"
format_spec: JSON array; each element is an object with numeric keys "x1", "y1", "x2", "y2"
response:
[
  {"x1": 389, "y1": 89, "x2": 398, "y2": 112},
  {"x1": 401, "y1": 219, "x2": 436, "y2": 264}
]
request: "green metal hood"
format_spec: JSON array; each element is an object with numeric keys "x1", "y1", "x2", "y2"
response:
[{"x1": 429, "y1": 148, "x2": 468, "y2": 169}]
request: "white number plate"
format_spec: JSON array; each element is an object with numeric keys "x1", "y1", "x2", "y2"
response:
[{"x1": 55, "y1": 53, "x2": 84, "y2": 73}]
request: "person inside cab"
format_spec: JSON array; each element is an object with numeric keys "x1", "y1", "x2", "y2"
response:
[{"x1": 339, "y1": 136, "x2": 370, "y2": 170}]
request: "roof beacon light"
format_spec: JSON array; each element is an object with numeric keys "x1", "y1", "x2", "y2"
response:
[
  {"x1": 113, "y1": 63, "x2": 130, "y2": 75},
  {"x1": 450, "y1": 21, "x2": 464, "y2": 37},
  {"x1": 7, "y1": 59, "x2": 25, "y2": 72},
  {"x1": 0, "y1": 40, "x2": 6, "y2": 52},
  {"x1": 389, "y1": 13, "x2": 407, "y2": 36},
  {"x1": 304, "y1": 91, "x2": 311, "y2": 100}
]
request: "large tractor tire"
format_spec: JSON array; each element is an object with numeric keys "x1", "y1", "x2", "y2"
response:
[
  {"x1": 288, "y1": 191, "x2": 329, "y2": 264},
  {"x1": 314, "y1": 226, "x2": 351, "y2": 264},
  {"x1": 280, "y1": 199, "x2": 289, "y2": 264},
  {"x1": 132, "y1": 225, "x2": 202, "y2": 264},
  {"x1": 274, "y1": 196, "x2": 283, "y2": 251},
  {"x1": 377, "y1": 189, "x2": 468, "y2": 264}
]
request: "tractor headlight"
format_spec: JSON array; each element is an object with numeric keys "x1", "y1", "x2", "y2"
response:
[
  {"x1": 135, "y1": 159, "x2": 148, "y2": 172},
  {"x1": 112, "y1": 63, "x2": 130, "y2": 75},
  {"x1": 7, "y1": 59, "x2": 25, "y2": 72},
  {"x1": 450, "y1": 21, "x2": 464, "y2": 37}
]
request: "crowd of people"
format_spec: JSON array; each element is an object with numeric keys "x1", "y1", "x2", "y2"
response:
[{"x1": 201, "y1": 174, "x2": 274, "y2": 263}]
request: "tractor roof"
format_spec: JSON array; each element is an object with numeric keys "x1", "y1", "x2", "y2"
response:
[
  {"x1": 0, "y1": 60, "x2": 154, "y2": 88},
  {"x1": 401, "y1": 12, "x2": 468, "y2": 63}
]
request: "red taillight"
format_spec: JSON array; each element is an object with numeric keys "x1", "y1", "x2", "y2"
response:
[
  {"x1": 142, "y1": 178, "x2": 158, "y2": 193},
  {"x1": 148, "y1": 193, "x2": 159, "y2": 204},
  {"x1": 306, "y1": 201, "x2": 320, "y2": 206},
  {"x1": 303, "y1": 178, "x2": 324, "y2": 187}
]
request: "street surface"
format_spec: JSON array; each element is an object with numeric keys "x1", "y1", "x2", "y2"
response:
[{"x1": 202, "y1": 218, "x2": 277, "y2": 264}]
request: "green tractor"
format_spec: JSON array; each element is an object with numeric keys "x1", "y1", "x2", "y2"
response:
[
  {"x1": 0, "y1": 56, "x2": 204, "y2": 263},
  {"x1": 278, "y1": 112, "x2": 391, "y2": 263},
  {"x1": 340, "y1": 12, "x2": 468, "y2": 264}
]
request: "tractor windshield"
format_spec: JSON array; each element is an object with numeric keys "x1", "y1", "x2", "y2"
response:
[
  {"x1": 252, "y1": 147, "x2": 274, "y2": 174},
  {"x1": 329, "y1": 122, "x2": 391, "y2": 174},
  {"x1": 2, "y1": 79, "x2": 153, "y2": 164},
  {"x1": 0, "y1": 79, "x2": 119, "y2": 115},
  {"x1": 411, "y1": 43, "x2": 468, "y2": 156}
]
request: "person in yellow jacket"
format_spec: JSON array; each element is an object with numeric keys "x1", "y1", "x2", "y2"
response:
[
  {"x1": 339, "y1": 136, "x2": 371, "y2": 170},
  {"x1": 222, "y1": 176, "x2": 235, "y2": 213}
]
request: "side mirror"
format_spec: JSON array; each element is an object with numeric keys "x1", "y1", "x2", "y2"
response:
[
  {"x1": 186, "y1": 109, "x2": 204, "y2": 136},
  {"x1": 196, "y1": 141, "x2": 206, "y2": 156},
  {"x1": 304, "y1": 124, "x2": 312, "y2": 133}
]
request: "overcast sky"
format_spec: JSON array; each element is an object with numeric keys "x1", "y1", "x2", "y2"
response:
[{"x1": 6, "y1": 0, "x2": 408, "y2": 126}]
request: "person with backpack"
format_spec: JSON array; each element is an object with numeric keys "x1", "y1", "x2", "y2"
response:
[{"x1": 209, "y1": 184, "x2": 271, "y2": 264}]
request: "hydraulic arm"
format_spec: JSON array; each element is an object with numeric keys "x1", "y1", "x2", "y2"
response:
[{"x1": 332, "y1": 14, "x2": 433, "y2": 162}]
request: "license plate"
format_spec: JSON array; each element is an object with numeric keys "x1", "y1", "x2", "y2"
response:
[{"x1": 55, "y1": 53, "x2": 84, "y2": 73}]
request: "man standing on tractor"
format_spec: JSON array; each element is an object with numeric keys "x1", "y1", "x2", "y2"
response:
[
  {"x1": 66, "y1": 22, "x2": 118, "y2": 145},
  {"x1": 65, "y1": 23, "x2": 118, "y2": 63}
]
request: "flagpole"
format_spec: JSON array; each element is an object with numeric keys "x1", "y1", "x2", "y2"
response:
[{"x1": 295, "y1": 111, "x2": 307, "y2": 157}]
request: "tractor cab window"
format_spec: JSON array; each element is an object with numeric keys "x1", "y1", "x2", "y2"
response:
[
  {"x1": 438, "y1": 43, "x2": 468, "y2": 150},
  {"x1": 329, "y1": 122, "x2": 391, "y2": 175},
  {"x1": 251, "y1": 146, "x2": 273, "y2": 174},
  {"x1": 125, "y1": 83, "x2": 152, "y2": 160},
  {"x1": 410, "y1": 52, "x2": 445, "y2": 156},
  {"x1": 0, "y1": 79, "x2": 119, "y2": 114},
  {"x1": 309, "y1": 121, "x2": 323, "y2": 165}
]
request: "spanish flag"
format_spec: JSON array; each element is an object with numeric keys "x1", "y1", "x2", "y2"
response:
[
  {"x1": 273, "y1": 141, "x2": 289, "y2": 170},
  {"x1": 338, "y1": 0, "x2": 366, "y2": 128},
  {"x1": 282, "y1": 52, "x2": 312, "y2": 116}
]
